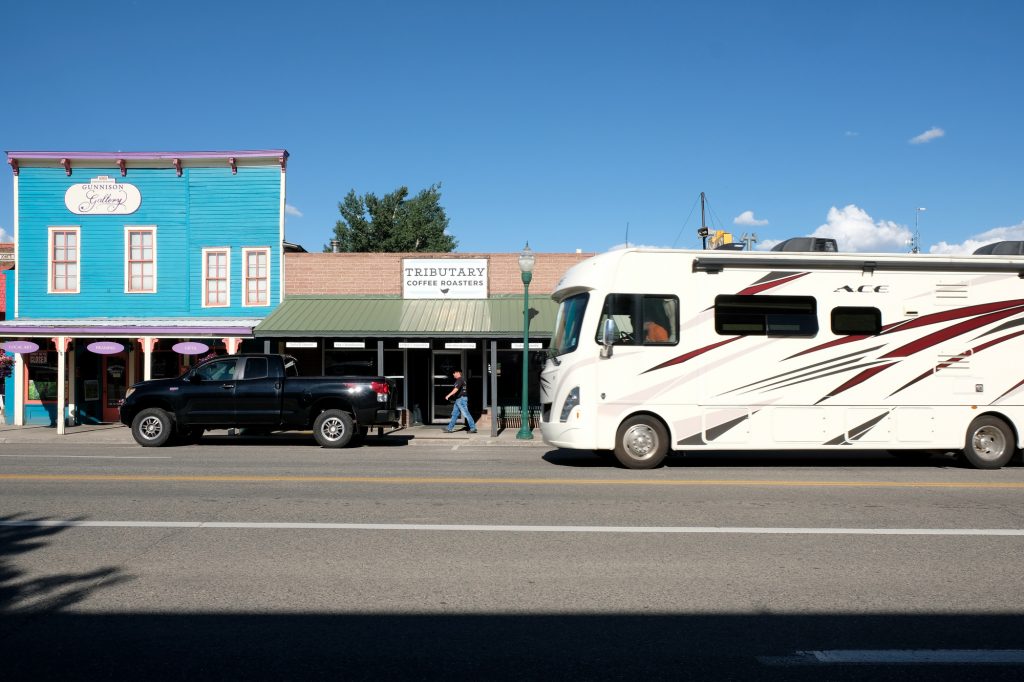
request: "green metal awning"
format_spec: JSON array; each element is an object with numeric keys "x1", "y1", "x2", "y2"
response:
[{"x1": 254, "y1": 295, "x2": 556, "y2": 338}]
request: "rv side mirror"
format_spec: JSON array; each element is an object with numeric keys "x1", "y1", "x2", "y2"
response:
[{"x1": 600, "y1": 318, "x2": 617, "y2": 358}]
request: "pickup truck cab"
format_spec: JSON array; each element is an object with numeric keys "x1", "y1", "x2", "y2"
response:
[{"x1": 119, "y1": 354, "x2": 398, "y2": 448}]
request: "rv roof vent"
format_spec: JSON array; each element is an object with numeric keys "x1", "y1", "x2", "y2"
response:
[
  {"x1": 972, "y1": 241, "x2": 1024, "y2": 256},
  {"x1": 770, "y1": 237, "x2": 838, "y2": 252},
  {"x1": 714, "y1": 242, "x2": 746, "y2": 251}
]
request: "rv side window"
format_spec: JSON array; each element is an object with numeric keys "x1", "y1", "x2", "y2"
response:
[
  {"x1": 596, "y1": 294, "x2": 679, "y2": 346},
  {"x1": 715, "y1": 295, "x2": 818, "y2": 337},
  {"x1": 831, "y1": 307, "x2": 881, "y2": 335}
]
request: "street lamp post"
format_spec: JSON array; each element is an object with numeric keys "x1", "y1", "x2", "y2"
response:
[{"x1": 517, "y1": 243, "x2": 535, "y2": 440}]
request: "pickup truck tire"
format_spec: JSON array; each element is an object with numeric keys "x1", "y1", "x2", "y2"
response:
[
  {"x1": 132, "y1": 408, "x2": 174, "y2": 447},
  {"x1": 314, "y1": 409, "x2": 355, "y2": 448}
]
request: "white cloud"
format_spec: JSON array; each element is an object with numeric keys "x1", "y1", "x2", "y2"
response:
[
  {"x1": 758, "y1": 205, "x2": 912, "y2": 253},
  {"x1": 0, "y1": 226, "x2": 11, "y2": 242},
  {"x1": 909, "y1": 127, "x2": 945, "y2": 144},
  {"x1": 734, "y1": 210, "x2": 768, "y2": 227},
  {"x1": 285, "y1": 204, "x2": 303, "y2": 218},
  {"x1": 844, "y1": 131, "x2": 859, "y2": 137},
  {"x1": 811, "y1": 205, "x2": 912, "y2": 252},
  {"x1": 929, "y1": 220, "x2": 1024, "y2": 255}
]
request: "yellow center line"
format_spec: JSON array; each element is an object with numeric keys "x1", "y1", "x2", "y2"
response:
[{"x1": 1, "y1": 474, "x2": 1023, "y2": 489}]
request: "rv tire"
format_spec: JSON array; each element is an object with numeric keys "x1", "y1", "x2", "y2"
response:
[
  {"x1": 614, "y1": 415, "x2": 669, "y2": 469},
  {"x1": 961, "y1": 415, "x2": 1015, "y2": 469}
]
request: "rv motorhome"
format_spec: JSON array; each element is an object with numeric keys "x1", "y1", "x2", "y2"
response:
[{"x1": 539, "y1": 243, "x2": 1024, "y2": 469}]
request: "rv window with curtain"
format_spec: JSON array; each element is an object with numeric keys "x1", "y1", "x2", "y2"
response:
[
  {"x1": 831, "y1": 307, "x2": 882, "y2": 335},
  {"x1": 715, "y1": 295, "x2": 818, "y2": 337}
]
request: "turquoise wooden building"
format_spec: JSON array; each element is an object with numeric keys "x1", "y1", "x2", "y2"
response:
[{"x1": 1, "y1": 150, "x2": 289, "y2": 427}]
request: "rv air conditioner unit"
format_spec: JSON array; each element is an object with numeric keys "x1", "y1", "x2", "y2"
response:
[
  {"x1": 770, "y1": 237, "x2": 838, "y2": 252},
  {"x1": 972, "y1": 241, "x2": 1024, "y2": 255}
]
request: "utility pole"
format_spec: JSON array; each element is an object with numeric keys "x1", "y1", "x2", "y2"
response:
[{"x1": 697, "y1": 192, "x2": 709, "y2": 249}]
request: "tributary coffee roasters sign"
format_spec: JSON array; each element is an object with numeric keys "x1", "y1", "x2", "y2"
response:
[
  {"x1": 402, "y1": 258, "x2": 488, "y2": 299},
  {"x1": 65, "y1": 176, "x2": 142, "y2": 215}
]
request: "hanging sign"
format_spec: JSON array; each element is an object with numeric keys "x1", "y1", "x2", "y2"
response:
[
  {"x1": 402, "y1": 258, "x2": 488, "y2": 299},
  {"x1": 87, "y1": 341, "x2": 125, "y2": 355},
  {"x1": 172, "y1": 342, "x2": 209, "y2": 355},
  {"x1": 511, "y1": 342, "x2": 544, "y2": 349},
  {"x1": 1, "y1": 341, "x2": 40, "y2": 354},
  {"x1": 333, "y1": 342, "x2": 365, "y2": 348},
  {"x1": 445, "y1": 342, "x2": 476, "y2": 349},
  {"x1": 286, "y1": 341, "x2": 318, "y2": 348},
  {"x1": 65, "y1": 176, "x2": 142, "y2": 215}
]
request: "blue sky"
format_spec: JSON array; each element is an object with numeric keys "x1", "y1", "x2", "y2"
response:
[{"x1": 2, "y1": 0, "x2": 1022, "y2": 255}]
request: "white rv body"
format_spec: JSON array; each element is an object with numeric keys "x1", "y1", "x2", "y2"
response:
[{"x1": 539, "y1": 248, "x2": 1024, "y2": 468}]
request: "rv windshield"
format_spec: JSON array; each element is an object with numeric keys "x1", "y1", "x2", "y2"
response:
[{"x1": 550, "y1": 293, "x2": 589, "y2": 358}]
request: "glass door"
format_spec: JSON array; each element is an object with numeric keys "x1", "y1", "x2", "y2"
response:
[
  {"x1": 431, "y1": 351, "x2": 463, "y2": 423},
  {"x1": 102, "y1": 354, "x2": 128, "y2": 422}
]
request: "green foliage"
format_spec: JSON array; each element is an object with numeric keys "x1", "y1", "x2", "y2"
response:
[{"x1": 324, "y1": 183, "x2": 457, "y2": 253}]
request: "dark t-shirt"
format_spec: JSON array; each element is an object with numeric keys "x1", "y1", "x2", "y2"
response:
[{"x1": 453, "y1": 377, "x2": 467, "y2": 398}]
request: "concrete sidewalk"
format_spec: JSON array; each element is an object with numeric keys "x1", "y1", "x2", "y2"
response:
[{"x1": 0, "y1": 422, "x2": 549, "y2": 447}]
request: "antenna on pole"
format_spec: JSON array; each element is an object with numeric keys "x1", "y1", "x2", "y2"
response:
[
  {"x1": 625, "y1": 221, "x2": 630, "y2": 248},
  {"x1": 911, "y1": 207, "x2": 926, "y2": 254},
  {"x1": 697, "y1": 192, "x2": 709, "y2": 249}
]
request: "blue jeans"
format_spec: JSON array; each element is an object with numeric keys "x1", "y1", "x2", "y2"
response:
[{"x1": 446, "y1": 397, "x2": 477, "y2": 431}]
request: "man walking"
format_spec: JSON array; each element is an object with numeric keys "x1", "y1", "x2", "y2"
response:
[{"x1": 444, "y1": 369, "x2": 477, "y2": 433}]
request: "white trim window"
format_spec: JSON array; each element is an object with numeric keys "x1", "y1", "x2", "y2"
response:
[
  {"x1": 202, "y1": 247, "x2": 231, "y2": 307},
  {"x1": 243, "y1": 247, "x2": 271, "y2": 307},
  {"x1": 48, "y1": 226, "x2": 80, "y2": 294},
  {"x1": 125, "y1": 226, "x2": 157, "y2": 293}
]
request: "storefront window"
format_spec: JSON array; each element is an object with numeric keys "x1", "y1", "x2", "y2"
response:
[
  {"x1": 325, "y1": 349, "x2": 376, "y2": 376},
  {"x1": 26, "y1": 351, "x2": 58, "y2": 402}
]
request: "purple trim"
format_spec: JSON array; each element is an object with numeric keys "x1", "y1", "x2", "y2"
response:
[
  {"x1": 8, "y1": 150, "x2": 288, "y2": 161},
  {"x1": 0, "y1": 325, "x2": 255, "y2": 336}
]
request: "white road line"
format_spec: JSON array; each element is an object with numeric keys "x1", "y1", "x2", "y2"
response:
[
  {"x1": 761, "y1": 649, "x2": 1024, "y2": 665},
  {"x1": 1, "y1": 520, "x2": 1024, "y2": 535},
  {"x1": 0, "y1": 454, "x2": 171, "y2": 459}
]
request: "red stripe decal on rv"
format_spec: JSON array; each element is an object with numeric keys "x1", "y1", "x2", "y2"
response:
[
  {"x1": 736, "y1": 272, "x2": 809, "y2": 296},
  {"x1": 816, "y1": 362, "x2": 897, "y2": 403},
  {"x1": 880, "y1": 307, "x2": 1024, "y2": 359},
  {"x1": 643, "y1": 336, "x2": 741, "y2": 374},
  {"x1": 888, "y1": 329, "x2": 1024, "y2": 397},
  {"x1": 787, "y1": 299, "x2": 1024, "y2": 360}
]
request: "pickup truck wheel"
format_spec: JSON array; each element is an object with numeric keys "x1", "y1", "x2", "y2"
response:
[
  {"x1": 314, "y1": 409, "x2": 355, "y2": 448},
  {"x1": 132, "y1": 408, "x2": 173, "y2": 447}
]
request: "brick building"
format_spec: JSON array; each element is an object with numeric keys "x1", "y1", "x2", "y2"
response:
[{"x1": 255, "y1": 250, "x2": 593, "y2": 428}]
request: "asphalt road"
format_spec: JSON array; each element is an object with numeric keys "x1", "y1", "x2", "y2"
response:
[{"x1": 2, "y1": 437, "x2": 1024, "y2": 680}]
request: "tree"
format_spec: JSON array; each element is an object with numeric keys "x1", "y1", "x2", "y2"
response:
[{"x1": 324, "y1": 183, "x2": 457, "y2": 253}]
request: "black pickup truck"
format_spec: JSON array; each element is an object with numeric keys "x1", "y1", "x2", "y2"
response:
[{"x1": 119, "y1": 354, "x2": 398, "y2": 447}]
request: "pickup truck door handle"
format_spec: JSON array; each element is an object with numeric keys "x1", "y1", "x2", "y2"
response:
[{"x1": 221, "y1": 383, "x2": 235, "y2": 389}]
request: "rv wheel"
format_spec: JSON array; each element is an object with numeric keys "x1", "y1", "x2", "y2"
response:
[
  {"x1": 961, "y1": 415, "x2": 1015, "y2": 469},
  {"x1": 614, "y1": 415, "x2": 669, "y2": 469}
]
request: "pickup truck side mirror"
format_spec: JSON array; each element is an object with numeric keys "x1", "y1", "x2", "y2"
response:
[
  {"x1": 188, "y1": 371, "x2": 202, "y2": 383},
  {"x1": 599, "y1": 318, "x2": 617, "y2": 358}
]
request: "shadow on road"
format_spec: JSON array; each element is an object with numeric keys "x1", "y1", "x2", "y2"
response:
[
  {"x1": 2, "y1": 610, "x2": 1023, "y2": 680},
  {"x1": 195, "y1": 433, "x2": 414, "y2": 448},
  {"x1": 0, "y1": 514, "x2": 131, "y2": 615},
  {"x1": 543, "y1": 449, "x2": 967, "y2": 469}
]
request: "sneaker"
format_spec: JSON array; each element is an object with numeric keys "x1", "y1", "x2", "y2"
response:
[
  {"x1": 469, "y1": 429, "x2": 477, "y2": 434},
  {"x1": 444, "y1": 429, "x2": 453, "y2": 433}
]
